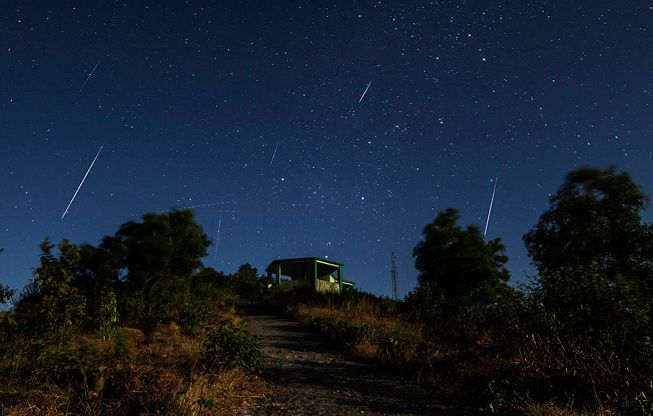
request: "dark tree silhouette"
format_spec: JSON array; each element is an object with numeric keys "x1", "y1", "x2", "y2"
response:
[
  {"x1": 103, "y1": 209, "x2": 211, "y2": 294},
  {"x1": 524, "y1": 165, "x2": 653, "y2": 278},
  {"x1": 413, "y1": 208, "x2": 510, "y2": 300},
  {"x1": 235, "y1": 263, "x2": 258, "y2": 282},
  {"x1": 524, "y1": 166, "x2": 653, "y2": 340},
  {"x1": 0, "y1": 249, "x2": 13, "y2": 306}
]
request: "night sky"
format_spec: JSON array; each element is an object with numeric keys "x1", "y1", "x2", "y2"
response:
[{"x1": 2, "y1": 1, "x2": 653, "y2": 297}]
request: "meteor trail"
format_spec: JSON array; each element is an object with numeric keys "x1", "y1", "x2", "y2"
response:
[
  {"x1": 358, "y1": 80, "x2": 372, "y2": 103},
  {"x1": 61, "y1": 144, "x2": 105, "y2": 219},
  {"x1": 268, "y1": 143, "x2": 279, "y2": 167},
  {"x1": 484, "y1": 176, "x2": 499, "y2": 238},
  {"x1": 214, "y1": 207, "x2": 223, "y2": 260},
  {"x1": 180, "y1": 201, "x2": 229, "y2": 210},
  {"x1": 78, "y1": 59, "x2": 101, "y2": 93}
]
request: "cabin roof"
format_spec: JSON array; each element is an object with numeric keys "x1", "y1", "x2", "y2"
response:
[{"x1": 265, "y1": 257, "x2": 344, "y2": 278}]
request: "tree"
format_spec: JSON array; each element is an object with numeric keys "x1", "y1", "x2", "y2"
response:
[
  {"x1": 104, "y1": 209, "x2": 210, "y2": 291},
  {"x1": 524, "y1": 165, "x2": 653, "y2": 278},
  {"x1": 193, "y1": 267, "x2": 230, "y2": 288},
  {"x1": 232, "y1": 263, "x2": 264, "y2": 300},
  {"x1": 101, "y1": 209, "x2": 211, "y2": 320},
  {"x1": 523, "y1": 166, "x2": 653, "y2": 339},
  {"x1": 30, "y1": 239, "x2": 87, "y2": 343},
  {"x1": 413, "y1": 208, "x2": 510, "y2": 301},
  {"x1": 0, "y1": 248, "x2": 15, "y2": 306},
  {"x1": 234, "y1": 263, "x2": 258, "y2": 282}
]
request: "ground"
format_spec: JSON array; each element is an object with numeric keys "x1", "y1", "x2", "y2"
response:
[{"x1": 240, "y1": 303, "x2": 473, "y2": 416}]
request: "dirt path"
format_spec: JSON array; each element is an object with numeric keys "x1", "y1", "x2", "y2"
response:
[{"x1": 240, "y1": 303, "x2": 471, "y2": 416}]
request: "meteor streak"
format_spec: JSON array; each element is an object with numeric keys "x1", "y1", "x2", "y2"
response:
[
  {"x1": 78, "y1": 59, "x2": 101, "y2": 94},
  {"x1": 358, "y1": 80, "x2": 372, "y2": 103},
  {"x1": 178, "y1": 201, "x2": 231, "y2": 210},
  {"x1": 484, "y1": 176, "x2": 499, "y2": 238},
  {"x1": 214, "y1": 207, "x2": 223, "y2": 260},
  {"x1": 268, "y1": 143, "x2": 279, "y2": 167},
  {"x1": 61, "y1": 144, "x2": 104, "y2": 219}
]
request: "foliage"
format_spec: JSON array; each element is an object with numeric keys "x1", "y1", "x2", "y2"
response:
[
  {"x1": 234, "y1": 263, "x2": 258, "y2": 283},
  {"x1": 0, "y1": 254, "x2": 16, "y2": 340},
  {"x1": 29, "y1": 239, "x2": 87, "y2": 343},
  {"x1": 377, "y1": 330, "x2": 419, "y2": 362},
  {"x1": 193, "y1": 267, "x2": 231, "y2": 289},
  {"x1": 116, "y1": 290, "x2": 146, "y2": 326},
  {"x1": 0, "y1": 284, "x2": 15, "y2": 306},
  {"x1": 37, "y1": 342, "x2": 95, "y2": 384},
  {"x1": 74, "y1": 243, "x2": 121, "y2": 332},
  {"x1": 113, "y1": 328, "x2": 134, "y2": 363},
  {"x1": 523, "y1": 167, "x2": 653, "y2": 355},
  {"x1": 231, "y1": 263, "x2": 267, "y2": 300},
  {"x1": 313, "y1": 316, "x2": 375, "y2": 346},
  {"x1": 413, "y1": 208, "x2": 510, "y2": 301},
  {"x1": 284, "y1": 289, "x2": 424, "y2": 369},
  {"x1": 524, "y1": 165, "x2": 652, "y2": 277},
  {"x1": 0, "y1": 210, "x2": 272, "y2": 415},
  {"x1": 203, "y1": 320, "x2": 263, "y2": 373},
  {"x1": 521, "y1": 165, "x2": 653, "y2": 412},
  {"x1": 102, "y1": 209, "x2": 211, "y2": 323},
  {"x1": 96, "y1": 288, "x2": 119, "y2": 339},
  {"x1": 179, "y1": 299, "x2": 210, "y2": 335}
]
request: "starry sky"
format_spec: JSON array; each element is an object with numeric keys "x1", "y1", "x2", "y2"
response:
[{"x1": 2, "y1": 1, "x2": 653, "y2": 297}]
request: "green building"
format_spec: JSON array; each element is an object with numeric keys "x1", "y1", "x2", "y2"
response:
[{"x1": 265, "y1": 257, "x2": 355, "y2": 293}]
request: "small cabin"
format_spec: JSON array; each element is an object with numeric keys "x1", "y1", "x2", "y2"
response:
[{"x1": 265, "y1": 257, "x2": 355, "y2": 293}]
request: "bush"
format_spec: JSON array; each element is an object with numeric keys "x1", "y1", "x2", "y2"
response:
[
  {"x1": 25, "y1": 239, "x2": 88, "y2": 342},
  {"x1": 95, "y1": 288, "x2": 119, "y2": 339},
  {"x1": 117, "y1": 291, "x2": 146, "y2": 327},
  {"x1": 37, "y1": 344, "x2": 87, "y2": 384},
  {"x1": 179, "y1": 300, "x2": 210, "y2": 335},
  {"x1": 312, "y1": 317, "x2": 374, "y2": 346},
  {"x1": 113, "y1": 328, "x2": 134, "y2": 364},
  {"x1": 203, "y1": 320, "x2": 262, "y2": 373},
  {"x1": 341, "y1": 320, "x2": 375, "y2": 344},
  {"x1": 378, "y1": 330, "x2": 419, "y2": 362}
]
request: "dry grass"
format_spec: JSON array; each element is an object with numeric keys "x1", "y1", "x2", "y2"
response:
[
  {"x1": 290, "y1": 297, "x2": 425, "y2": 368},
  {"x1": 181, "y1": 369, "x2": 268, "y2": 415},
  {"x1": 1, "y1": 316, "x2": 269, "y2": 416},
  {"x1": 520, "y1": 402, "x2": 618, "y2": 416},
  {"x1": 286, "y1": 295, "x2": 631, "y2": 415},
  {"x1": 352, "y1": 338, "x2": 379, "y2": 360},
  {"x1": 293, "y1": 300, "x2": 422, "y2": 351}
]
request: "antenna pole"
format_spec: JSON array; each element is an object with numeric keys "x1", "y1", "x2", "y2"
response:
[{"x1": 390, "y1": 251, "x2": 399, "y2": 301}]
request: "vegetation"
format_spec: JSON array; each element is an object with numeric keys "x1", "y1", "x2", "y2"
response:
[
  {"x1": 0, "y1": 209, "x2": 267, "y2": 415},
  {"x1": 2, "y1": 165, "x2": 652, "y2": 415},
  {"x1": 203, "y1": 320, "x2": 263, "y2": 373},
  {"x1": 273, "y1": 166, "x2": 653, "y2": 415},
  {"x1": 413, "y1": 207, "x2": 510, "y2": 300}
]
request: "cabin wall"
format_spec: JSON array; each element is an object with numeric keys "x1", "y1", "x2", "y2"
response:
[{"x1": 316, "y1": 279, "x2": 340, "y2": 293}]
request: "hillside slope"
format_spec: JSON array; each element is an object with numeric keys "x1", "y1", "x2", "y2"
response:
[{"x1": 241, "y1": 303, "x2": 470, "y2": 416}]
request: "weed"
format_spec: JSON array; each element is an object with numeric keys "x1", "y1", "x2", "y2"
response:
[
  {"x1": 203, "y1": 319, "x2": 263, "y2": 373},
  {"x1": 378, "y1": 330, "x2": 419, "y2": 362}
]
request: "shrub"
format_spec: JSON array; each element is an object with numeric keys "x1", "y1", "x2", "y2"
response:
[
  {"x1": 37, "y1": 344, "x2": 86, "y2": 384},
  {"x1": 313, "y1": 316, "x2": 339, "y2": 339},
  {"x1": 203, "y1": 320, "x2": 262, "y2": 373},
  {"x1": 312, "y1": 317, "x2": 374, "y2": 346},
  {"x1": 378, "y1": 330, "x2": 419, "y2": 362},
  {"x1": 117, "y1": 291, "x2": 146, "y2": 327},
  {"x1": 28, "y1": 239, "x2": 87, "y2": 342},
  {"x1": 95, "y1": 288, "x2": 119, "y2": 339},
  {"x1": 36, "y1": 341, "x2": 104, "y2": 389},
  {"x1": 179, "y1": 300, "x2": 210, "y2": 335},
  {"x1": 340, "y1": 320, "x2": 375, "y2": 344},
  {"x1": 113, "y1": 328, "x2": 134, "y2": 364}
]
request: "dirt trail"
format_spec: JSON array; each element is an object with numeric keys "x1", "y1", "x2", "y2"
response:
[{"x1": 240, "y1": 303, "x2": 471, "y2": 416}]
